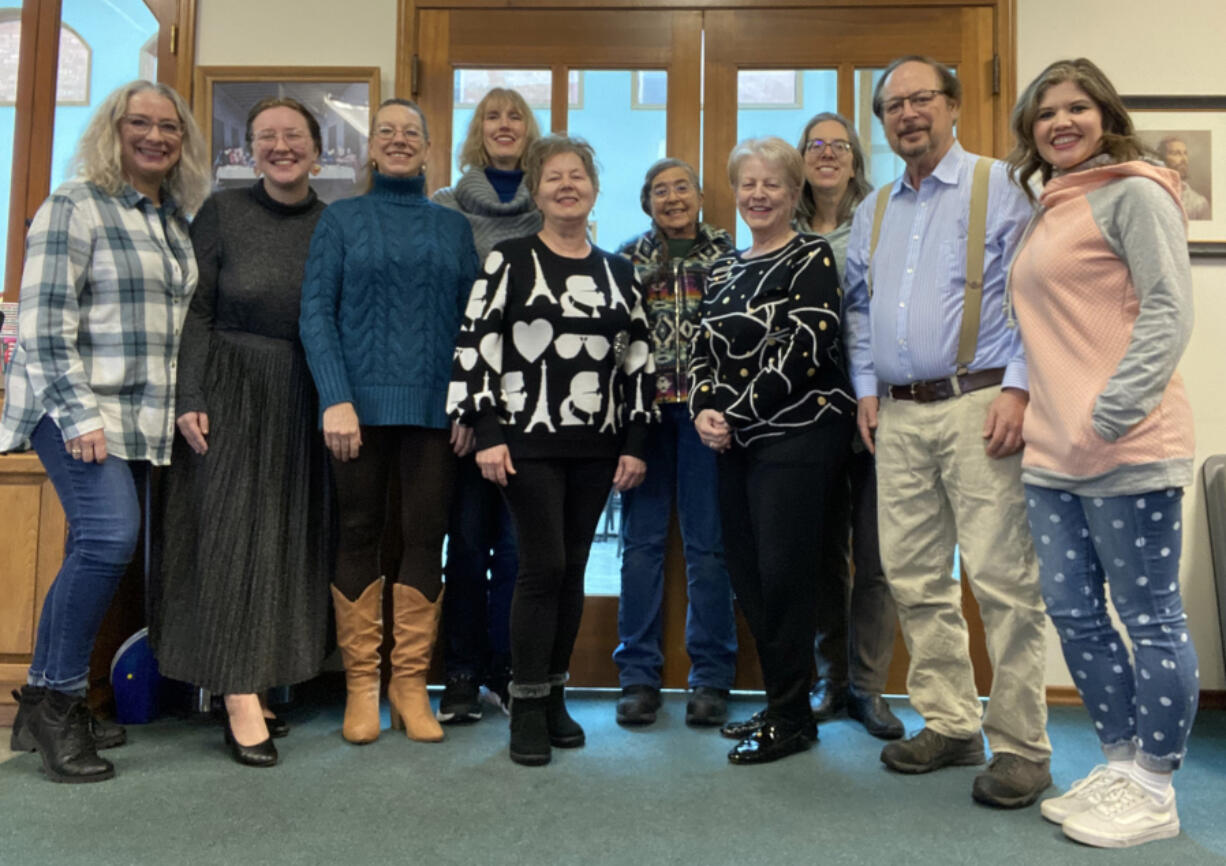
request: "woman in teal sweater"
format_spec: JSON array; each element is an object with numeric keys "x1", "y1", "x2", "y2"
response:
[{"x1": 300, "y1": 98, "x2": 478, "y2": 746}]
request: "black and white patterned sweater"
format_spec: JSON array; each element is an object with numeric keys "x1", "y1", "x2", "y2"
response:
[
  {"x1": 688, "y1": 233, "x2": 855, "y2": 447},
  {"x1": 447, "y1": 234, "x2": 656, "y2": 460}
]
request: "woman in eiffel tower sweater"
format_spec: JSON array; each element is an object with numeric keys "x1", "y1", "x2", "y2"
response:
[{"x1": 448, "y1": 135, "x2": 655, "y2": 766}]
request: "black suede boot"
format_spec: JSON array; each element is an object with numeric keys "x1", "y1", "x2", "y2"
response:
[
  {"x1": 545, "y1": 684, "x2": 585, "y2": 748},
  {"x1": 28, "y1": 690, "x2": 115, "y2": 783},
  {"x1": 509, "y1": 696, "x2": 551, "y2": 766},
  {"x1": 9, "y1": 686, "x2": 45, "y2": 751}
]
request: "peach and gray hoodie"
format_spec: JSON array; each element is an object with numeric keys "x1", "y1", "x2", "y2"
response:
[{"x1": 1009, "y1": 159, "x2": 1194, "y2": 496}]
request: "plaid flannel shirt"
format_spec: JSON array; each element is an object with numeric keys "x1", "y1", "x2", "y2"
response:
[{"x1": 0, "y1": 179, "x2": 197, "y2": 465}]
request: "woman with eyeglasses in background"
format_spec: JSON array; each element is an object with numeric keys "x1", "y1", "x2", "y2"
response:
[
  {"x1": 795, "y1": 114, "x2": 903, "y2": 742},
  {"x1": 2, "y1": 80, "x2": 209, "y2": 783},
  {"x1": 300, "y1": 98, "x2": 479, "y2": 746},
  {"x1": 152, "y1": 97, "x2": 331, "y2": 768}
]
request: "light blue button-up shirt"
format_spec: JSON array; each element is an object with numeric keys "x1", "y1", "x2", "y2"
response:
[{"x1": 843, "y1": 141, "x2": 1034, "y2": 399}]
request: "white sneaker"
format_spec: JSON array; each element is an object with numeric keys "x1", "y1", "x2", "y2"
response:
[
  {"x1": 1062, "y1": 777, "x2": 1180, "y2": 848},
  {"x1": 1039, "y1": 765, "x2": 1126, "y2": 824}
]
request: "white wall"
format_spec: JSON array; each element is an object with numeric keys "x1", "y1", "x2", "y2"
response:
[
  {"x1": 194, "y1": 0, "x2": 399, "y2": 101},
  {"x1": 1018, "y1": 0, "x2": 1226, "y2": 690},
  {"x1": 193, "y1": 0, "x2": 1226, "y2": 691}
]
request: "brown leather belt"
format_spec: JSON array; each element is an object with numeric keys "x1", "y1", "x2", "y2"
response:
[{"x1": 887, "y1": 367, "x2": 1005, "y2": 403}]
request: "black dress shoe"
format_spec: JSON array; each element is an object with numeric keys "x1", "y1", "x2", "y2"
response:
[
  {"x1": 616, "y1": 685, "x2": 661, "y2": 726},
  {"x1": 808, "y1": 678, "x2": 848, "y2": 722},
  {"x1": 727, "y1": 722, "x2": 815, "y2": 765},
  {"x1": 224, "y1": 720, "x2": 278, "y2": 767},
  {"x1": 263, "y1": 714, "x2": 290, "y2": 739},
  {"x1": 685, "y1": 687, "x2": 729, "y2": 727},
  {"x1": 721, "y1": 709, "x2": 819, "y2": 742},
  {"x1": 27, "y1": 690, "x2": 114, "y2": 783},
  {"x1": 847, "y1": 690, "x2": 904, "y2": 740}
]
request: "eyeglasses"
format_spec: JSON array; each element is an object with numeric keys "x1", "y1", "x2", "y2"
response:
[
  {"x1": 650, "y1": 181, "x2": 695, "y2": 199},
  {"x1": 373, "y1": 125, "x2": 424, "y2": 141},
  {"x1": 881, "y1": 89, "x2": 945, "y2": 118},
  {"x1": 804, "y1": 138, "x2": 853, "y2": 156},
  {"x1": 254, "y1": 129, "x2": 310, "y2": 146},
  {"x1": 122, "y1": 115, "x2": 184, "y2": 138}
]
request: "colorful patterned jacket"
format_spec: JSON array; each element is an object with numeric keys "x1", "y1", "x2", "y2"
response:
[{"x1": 616, "y1": 223, "x2": 734, "y2": 404}]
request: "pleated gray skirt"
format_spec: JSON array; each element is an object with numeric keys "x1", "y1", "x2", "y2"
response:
[{"x1": 152, "y1": 330, "x2": 332, "y2": 693}]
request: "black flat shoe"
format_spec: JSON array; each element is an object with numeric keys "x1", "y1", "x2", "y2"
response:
[
  {"x1": 847, "y1": 691, "x2": 904, "y2": 740},
  {"x1": 263, "y1": 714, "x2": 290, "y2": 739},
  {"x1": 224, "y1": 721, "x2": 278, "y2": 768},
  {"x1": 727, "y1": 722, "x2": 815, "y2": 765}
]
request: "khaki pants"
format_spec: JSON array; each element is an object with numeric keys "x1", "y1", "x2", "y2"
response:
[{"x1": 876, "y1": 388, "x2": 1051, "y2": 761}]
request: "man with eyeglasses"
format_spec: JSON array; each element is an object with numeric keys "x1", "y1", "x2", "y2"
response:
[{"x1": 842, "y1": 54, "x2": 1052, "y2": 809}]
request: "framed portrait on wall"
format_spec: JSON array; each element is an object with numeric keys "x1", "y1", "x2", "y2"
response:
[
  {"x1": 1124, "y1": 95, "x2": 1226, "y2": 255},
  {"x1": 193, "y1": 66, "x2": 381, "y2": 204}
]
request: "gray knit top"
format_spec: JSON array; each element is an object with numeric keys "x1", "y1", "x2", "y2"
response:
[{"x1": 432, "y1": 168, "x2": 542, "y2": 261}]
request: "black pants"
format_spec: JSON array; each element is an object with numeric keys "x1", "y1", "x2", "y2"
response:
[
  {"x1": 330, "y1": 425, "x2": 455, "y2": 602},
  {"x1": 813, "y1": 443, "x2": 897, "y2": 694},
  {"x1": 501, "y1": 456, "x2": 616, "y2": 689},
  {"x1": 718, "y1": 421, "x2": 852, "y2": 728}
]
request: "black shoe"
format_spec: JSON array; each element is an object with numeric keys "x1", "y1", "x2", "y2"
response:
[
  {"x1": 437, "y1": 673, "x2": 483, "y2": 724},
  {"x1": 727, "y1": 722, "x2": 815, "y2": 765},
  {"x1": 972, "y1": 753, "x2": 1052, "y2": 809},
  {"x1": 546, "y1": 685, "x2": 585, "y2": 748},
  {"x1": 12, "y1": 688, "x2": 127, "y2": 751},
  {"x1": 685, "y1": 687, "x2": 729, "y2": 727},
  {"x1": 263, "y1": 714, "x2": 290, "y2": 739},
  {"x1": 616, "y1": 685, "x2": 661, "y2": 726},
  {"x1": 809, "y1": 678, "x2": 848, "y2": 722},
  {"x1": 224, "y1": 719, "x2": 278, "y2": 768},
  {"x1": 721, "y1": 709, "x2": 819, "y2": 742},
  {"x1": 26, "y1": 690, "x2": 114, "y2": 783},
  {"x1": 847, "y1": 690, "x2": 904, "y2": 740},
  {"x1": 880, "y1": 727, "x2": 985, "y2": 774},
  {"x1": 509, "y1": 696, "x2": 551, "y2": 766}
]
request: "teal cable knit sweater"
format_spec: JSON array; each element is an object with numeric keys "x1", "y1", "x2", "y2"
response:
[{"x1": 300, "y1": 172, "x2": 479, "y2": 429}]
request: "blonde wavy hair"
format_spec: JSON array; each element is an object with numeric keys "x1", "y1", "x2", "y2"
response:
[
  {"x1": 457, "y1": 88, "x2": 541, "y2": 173},
  {"x1": 72, "y1": 80, "x2": 210, "y2": 214}
]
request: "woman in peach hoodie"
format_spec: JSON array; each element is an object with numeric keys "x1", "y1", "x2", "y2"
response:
[{"x1": 1007, "y1": 58, "x2": 1197, "y2": 850}]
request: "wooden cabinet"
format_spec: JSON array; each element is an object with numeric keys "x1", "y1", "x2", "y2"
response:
[{"x1": 0, "y1": 451, "x2": 66, "y2": 725}]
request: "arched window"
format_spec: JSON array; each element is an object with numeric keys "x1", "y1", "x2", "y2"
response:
[{"x1": 0, "y1": 13, "x2": 91, "y2": 106}]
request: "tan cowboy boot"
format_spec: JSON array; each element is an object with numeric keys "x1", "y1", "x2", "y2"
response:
[
  {"x1": 330, "y1": 579, "x2": 384, "y2": 744},
  {"x1": 388, "y1": 584, "x2": 444, "y2": 742}
]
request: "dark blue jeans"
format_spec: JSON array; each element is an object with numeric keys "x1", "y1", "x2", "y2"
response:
[
  {"x1": 442, "y1": 455, "x2": 518, "y2": 680},
  {"x1": 28, "y1": 416, "x2": 142, "y2": 694},
  {"x1": 614, "y1": 403, "x2": 737, "y2": 690}
]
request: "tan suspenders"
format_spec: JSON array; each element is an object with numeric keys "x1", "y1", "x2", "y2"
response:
[{"x1": 867, "y1": 156, "x2": 994, "y2": 376}]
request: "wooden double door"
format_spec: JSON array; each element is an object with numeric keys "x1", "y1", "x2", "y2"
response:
[{"x1": 404, "y1": 0, "x2": 1007, "y2": 692}]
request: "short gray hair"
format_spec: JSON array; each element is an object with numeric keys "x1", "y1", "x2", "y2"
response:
[{"x1": 726, "y1": 136, "x2": 804, "y2": 193}]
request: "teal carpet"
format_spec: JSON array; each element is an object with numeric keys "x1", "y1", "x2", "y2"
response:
[{"x1": 2, "y1": 690, "x2": 1224, "y2": 865}]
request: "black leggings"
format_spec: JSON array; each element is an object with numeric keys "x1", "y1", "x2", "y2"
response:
[
  {"x1": 501, "y1": 456, "x2": 616, "y2": 689},
  {"x1": 330, "y1": 425, "x2": 455, "y2": 602},
  {"x1": 717, "y1": 421, "x2": 851, "y2": 728}
]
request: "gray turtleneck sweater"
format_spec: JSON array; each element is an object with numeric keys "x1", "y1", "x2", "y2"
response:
[{"x1": 432, "y1": 168, "x2": 542, "y2": 260}]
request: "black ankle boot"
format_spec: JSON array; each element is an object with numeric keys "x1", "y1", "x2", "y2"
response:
[
  {"x1": 10, "y1": 686, "x2": 45, "y2": 751},
  {"x1": 509, "y1": 696, "x2": 551, "y2": 766},
  {"x1": 546, "y1": 685, "x2": 585, "y2": 748},
  {"x1": 28, "y1": 690, "x2": 114, "y2": 783}
]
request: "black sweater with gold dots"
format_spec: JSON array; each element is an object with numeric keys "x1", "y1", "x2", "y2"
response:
[{"x1": 687, "y1": 233, "x2": 855, "y2": 447}]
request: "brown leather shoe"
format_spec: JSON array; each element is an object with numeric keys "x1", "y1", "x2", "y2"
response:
[
  {"x1": 388, "y1": 584, "x2": 445, "y2": 742},
  {"x1": 331, "y1": 579, "x2": 384, "y2": 744},
  {"x1": 880, "y1": 727, "x2": 985, "y2": 773}
]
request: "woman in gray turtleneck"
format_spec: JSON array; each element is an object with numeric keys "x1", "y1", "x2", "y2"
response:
[{"x1": 430, "y1": 88, "x2": 542, "y2": 724}]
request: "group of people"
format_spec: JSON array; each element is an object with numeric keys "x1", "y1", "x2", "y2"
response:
[{"x1": 0, "y1": 51, "x2": 1198, "y2": 850}]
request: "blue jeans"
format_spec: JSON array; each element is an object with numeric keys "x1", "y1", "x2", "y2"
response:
[
  {"x1": 1025, "y1": 484, "x2": 1198, "y2": 771},
  {"x1": 442, "y1": 455, "x2": 518, "y2": 680},
  {"x1": 28, "y1": 416, "x2": 142, "y2": 694},
  {"x1": 614, "y1": 403, "x2": 736, "y2": 690}
]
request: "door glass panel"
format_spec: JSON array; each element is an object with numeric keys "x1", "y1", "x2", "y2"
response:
[
  {"x1": 733, "y1": 69, "x2": 837, "y2": 246},
  {"x1": 566, "y1": 68, "x2": 667, "y2": 596},
  {"x1": 0, "y1": 1, "x2": 24, "y2": 290},
  {"x1": 51, "y1": 0, "x2": 159, "y2": 194}
]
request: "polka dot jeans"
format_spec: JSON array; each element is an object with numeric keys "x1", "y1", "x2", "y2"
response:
[{"x1": 1025, "y1": 485, "x2": 1199, "y2": 772}]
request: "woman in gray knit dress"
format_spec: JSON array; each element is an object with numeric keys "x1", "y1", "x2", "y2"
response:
[
  {"x1": 152, "y1": 98, "x2": 330, "y2": 767},
  {"x1": 430, "y1": 87, "x2": 542, "y2": 723}
]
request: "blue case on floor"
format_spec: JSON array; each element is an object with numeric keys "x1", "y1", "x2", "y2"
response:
[{"x1": 110, "y1": 627, "x2": 162, "y2": 724}]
